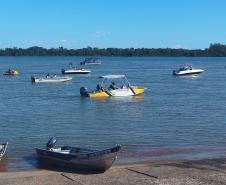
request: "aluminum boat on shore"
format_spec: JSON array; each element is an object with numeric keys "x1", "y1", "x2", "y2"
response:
[
  {"x1": 173, "y1": 64, "x2": 204, "y2": 76},
  {"x1": 0, "y1": 142, "x2": 8, "y2": 161},
  {"x1": 36, "y1": 137, "x2": 121, "y2": 172}
]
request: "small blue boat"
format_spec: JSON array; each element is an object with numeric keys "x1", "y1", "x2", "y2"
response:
[{"x1": 36, "y1": 137, "x2": 121, "y2": 172}]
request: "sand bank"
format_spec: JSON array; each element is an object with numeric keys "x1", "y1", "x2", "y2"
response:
[{"x1": 1, "y1": 158, "x2": 226, "y2": 185}]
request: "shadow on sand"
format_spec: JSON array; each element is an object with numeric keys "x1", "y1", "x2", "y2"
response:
[
  {"x1": 24, "y1": 155, "x2": 105, "y2": 174},
  {"x1": 0, "y1": 156, "x2": 8, "y2": 172},
  {"x1": 37, "y1": 161, "x2": 106, "y2": 174}
]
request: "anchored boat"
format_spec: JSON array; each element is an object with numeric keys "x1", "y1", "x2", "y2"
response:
[
  {"x1": 36, "y1": 137, "x2": 121, "y2": 172},
  {"x1": 3, "y1": 69, "x2": 19, "y2": 75},
  {"x1": 80, "y1": 75, "x2": 145, "y2": 97},
  {"x1": 80, "y1": 58, "x2": 101, "y2": 65},
  {"x1": 31, "y1": 74, "x2": 72, "y2": 83},
  {"x1": 173, "y1": 64, "x2": 204, "y2": 76},
  {"x1": 62, "y1": 63, "x2": 91, "y2": 74},
  {"x1": 0, "y1": 142, "x2": 8, "y2": 161}
]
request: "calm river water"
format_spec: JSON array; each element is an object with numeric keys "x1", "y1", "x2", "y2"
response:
[{"x1": 0, "y1": 56, "x2": 226, "y2": 171}]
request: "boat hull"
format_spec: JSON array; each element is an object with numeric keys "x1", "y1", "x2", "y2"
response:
[
  {"x1": 62, "y1": 71, "x2": 90, "y2": 74},
  {"x1": 173, "y1": 69, "x2": 204, "y2": 76},
  {"x1": 81, "y1": 86, "x2": 145, "y2": 97},
  {"x1": 3, "y1": 71, "x2": 19, "y2": 75},
  {"x1": 31, "y1": 77, "x2": 72, "y2": 83},
  {"x1": 36, "y1": 145, "x2": 120, "y2": 171}
]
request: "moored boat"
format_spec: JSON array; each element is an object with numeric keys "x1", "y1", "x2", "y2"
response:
[
  {"x1": 62, "y1": 63, "x2": 91, "y2": 74},
  {"x1": 36, "y1": 137, "x2": 121, "y2": 172},
  {"x1": 0, "y1": 142, "x2": 8, "y2": 161},
  {"x1": 31, "y1": 74, "x2": 72, "y2": 83},
  {"x1": 80, "y1": 75, "x2": 145, "y2": 97},
  {"x1": 3, "y1": 69, "x2": 19, "y2": 75},
  {"x1": 173, "y1": 64, "x2": 204, "y2": 76},
  {"x1": 80, "y1": 58, "x2": 101, "y2": 65}
]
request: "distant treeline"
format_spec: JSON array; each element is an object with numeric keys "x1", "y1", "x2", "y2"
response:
[{"x1": 0, "y1": 43, "x2": 226, "y2": 57}]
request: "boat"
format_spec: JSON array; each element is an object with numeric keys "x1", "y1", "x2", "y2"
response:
[
  {"x1": 80, "y1": 58, "x2": 101, "y2": 65},
  {"x1": 3, "y1": 69, "x2": 19, "y2": 75},
  {"x1": 173, "y1": 64, "x2": 204, "y2": 76},
  {"x1": 36, "y1": 137, "x2": 121, "y2": 172},
  {"x1": 80, "y1": 75, "x2": 145, "y2": 97},
  {"x1": 0, "y1": 142, "x2": 8, "y2": 161},
  {"x1": 31, "y1": 74, "x2": 73, "y2": 83},
  {"x1": 62, "y1": 63, "x2": 91, "y2": 74}
]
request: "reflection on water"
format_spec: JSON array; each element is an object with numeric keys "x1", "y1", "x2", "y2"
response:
[
  {"x1": 0, "y1": 157, "x2": 7, "y2": 172},
  {"x1": 131, "y1": 95, "x2": 144, "y2": 102},
  {"x1": 119, "y1": 146, "x2": 226, "y2": 164},
  {"x1": 178, "y1": 74, "x2": 203, "y2": 79},
  {"x1": 0, "y1": 155, "x2": 8, "y2": 172},
  {"x1": 89, "y1": 95, "x2": 144, "y2": 103}
]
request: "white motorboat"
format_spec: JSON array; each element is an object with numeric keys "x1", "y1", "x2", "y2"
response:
[
  {"x1": 62, "y1": 68, "x2": 91, "y2": 74},
  {"x1": 62, "y1": 63, "x2": 91, "y2": 74},
  {"x1": 173, "y1": 64, "x2": 204, "y2": 76},
  {"x1": 31, "y1": 75, "x2": 72, "y2": 83}
]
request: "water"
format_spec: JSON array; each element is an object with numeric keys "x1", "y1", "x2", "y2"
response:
[{"x1": 0, "y1": 56, "x2": 226, "y2": 171}]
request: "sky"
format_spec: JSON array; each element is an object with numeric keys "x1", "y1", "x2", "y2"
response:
[{"x1": 0, "y1": 0, "x2": 226, "y2": 49}]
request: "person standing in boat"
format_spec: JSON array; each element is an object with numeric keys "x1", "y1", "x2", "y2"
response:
[
  {"x1": 109, "y1": 82, "x2": 117, "y2": 90},
  {"x1": 96, "y1": 83, "x2": 103, "y2": 91}
]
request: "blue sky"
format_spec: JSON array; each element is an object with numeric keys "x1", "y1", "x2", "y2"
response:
[{"x1": 0, "y1": 0, "x2": 226, "y2": 49}]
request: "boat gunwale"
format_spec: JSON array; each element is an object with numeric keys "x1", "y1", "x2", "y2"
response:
[
  {"x1": 35, "y1": 145, "x2": 121, "y2": 159},
  {"x1": 0, "y1": 142, "x2": 8, "y2": 158}
]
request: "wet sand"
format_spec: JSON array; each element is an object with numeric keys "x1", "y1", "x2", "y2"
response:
[{"x1": 1, "y1": 158, "x2": 226, "y2": 185}]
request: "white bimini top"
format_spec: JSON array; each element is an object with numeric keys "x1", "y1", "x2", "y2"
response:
[{"x1": 100, "y1": 75, "x2": 125, "y2": 79}]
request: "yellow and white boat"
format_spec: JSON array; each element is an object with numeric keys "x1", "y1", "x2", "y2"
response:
[
  {"x1": 3, "y1": 69, "x2": 19, "y2": 75},
  {"x1": 80, "y1": 75, "x2": 145, "y2": 98}
]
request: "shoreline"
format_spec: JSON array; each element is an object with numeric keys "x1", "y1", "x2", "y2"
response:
[
  {"x1": 2, "y1": 145, "x2": 226, "y2": 172},
  {"x1": 1, "y1": 157, "x2": 226, "y2": 184}
]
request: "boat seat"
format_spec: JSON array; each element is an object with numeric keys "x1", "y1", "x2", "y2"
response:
[
  {"x1": 51, "y1": 148, "x2": 70, "y2": 154},
  {"x1": 60, "y1": 150, "x2": 70, "y2": 154}
]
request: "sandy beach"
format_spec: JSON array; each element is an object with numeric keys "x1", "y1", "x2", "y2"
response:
[{"x1": 1, "y1": 158, "x2": 226, "y2": 185}]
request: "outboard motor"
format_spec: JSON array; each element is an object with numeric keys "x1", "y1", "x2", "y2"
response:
[
  {"x1": 46, "y1": 137, "x2": 57, "y2": 150},
  {"x1": 61, "y1": 69, "x2": 65, "y2": 74},
  {"x1": 80, "y1": 87, "x2": 89, "y2": 97},
  {"x1": 31, "y1": 75, "x2": 36, "y2": 83}
]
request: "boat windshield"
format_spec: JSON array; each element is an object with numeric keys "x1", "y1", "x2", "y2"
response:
[
  {"x1": 180, "y1": 64, "x2": 192, "y2": 71},
  {"x1": 69, "y1": 63, "x2": 84, "y2": 70}
]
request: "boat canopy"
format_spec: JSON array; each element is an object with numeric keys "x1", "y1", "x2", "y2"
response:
[{"x1": 99, "y1": 75, "x2": 126, "y2": 79}]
